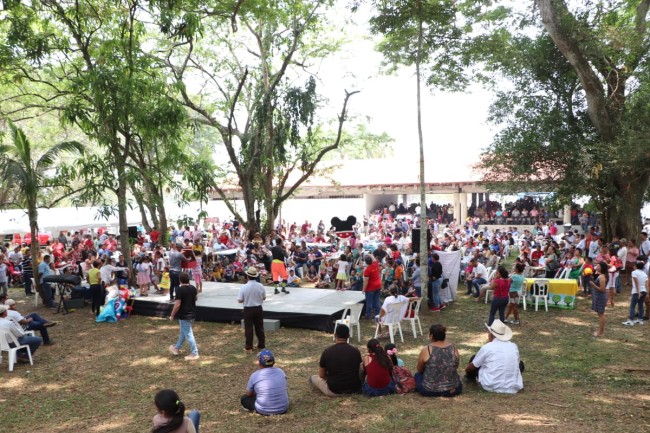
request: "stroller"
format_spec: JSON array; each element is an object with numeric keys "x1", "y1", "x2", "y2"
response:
[
  {"x1": 42, "y1": 274, "x2": 83, "y2": 314},
  {"x1": 6, "y1": 261, "x2": 23, "y2": 287}
]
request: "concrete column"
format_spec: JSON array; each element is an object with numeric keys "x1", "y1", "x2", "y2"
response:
[
  {"x1": 563, "y1": 204, "x2": 571, "y2": 225},
  {"x1": 402, "y1": 194, "x2": 408, "y2": 206},
  {"x1": 453, "y1": 192, "x2": 461, "y2": 223},
  {"x1": 460, "y1": 192, "x2": 468, "y2": 223}
]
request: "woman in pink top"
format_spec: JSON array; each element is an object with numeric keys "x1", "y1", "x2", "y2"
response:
[{"x1": 625, "y1": 239, "x2": 640, "y2": 285}]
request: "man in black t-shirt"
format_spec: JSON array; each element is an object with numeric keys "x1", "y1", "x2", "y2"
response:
[
  {"x1": 168, "y1": 272, "x2": 199, "y2": 360},
  {"x1": 308, "y1": 324, "x2": 362, "y2": 396},
  {"x1": 373, "y1": 244, "x2": 388, "y2": 263}
]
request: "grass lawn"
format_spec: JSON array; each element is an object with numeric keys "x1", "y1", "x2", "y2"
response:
[{"x1": 2, "y1": 278, "x2": 649, "y2": 433}]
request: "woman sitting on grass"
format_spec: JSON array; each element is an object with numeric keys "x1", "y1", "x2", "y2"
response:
[
  {"x1": 414, "y1": 324, "x2": 462, "y2": 397},
  {"x1": 362, "y1": 338, "x2": 395, "y2": 397}
]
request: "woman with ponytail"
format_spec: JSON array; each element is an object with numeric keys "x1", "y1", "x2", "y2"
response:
[
  {"x1": 152, "y1": 389, "x2": 200, "y2": 433},
  {"x1": 362, "y1": 338, "x2": 396, "y2": 397}
]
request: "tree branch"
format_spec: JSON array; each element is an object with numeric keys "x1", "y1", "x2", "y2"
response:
[
  {"x1": 536, "y1": 0, "x2": 614, "y2": 141},
  {"x1": 276, "y1": 90, "x2": 359, "y2": 203}
]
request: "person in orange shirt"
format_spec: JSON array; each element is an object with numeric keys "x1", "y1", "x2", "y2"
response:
[{"x1": 394, "y1": 259, "x2": 404, "y2": 290}]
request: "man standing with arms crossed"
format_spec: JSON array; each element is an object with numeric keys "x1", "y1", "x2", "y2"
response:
[{"x1": 238, "y1": 268, "x2": 267, "y2": 353}]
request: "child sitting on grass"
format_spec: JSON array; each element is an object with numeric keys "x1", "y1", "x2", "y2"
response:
[{"x1": 152, "y1": 389, "x2": 199, "y2": 433}]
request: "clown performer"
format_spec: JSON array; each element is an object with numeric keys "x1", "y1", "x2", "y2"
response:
[{"x1": 271, "y1": 239, "x2": 290, "y2": 295}]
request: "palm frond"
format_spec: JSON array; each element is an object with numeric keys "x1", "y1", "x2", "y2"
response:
[
  {"x1": 37, "y1": 141, "x2": 85, "y2": 170},
  {"x1": 8, "y1": 121, "x2": 32, "y2": 170}
]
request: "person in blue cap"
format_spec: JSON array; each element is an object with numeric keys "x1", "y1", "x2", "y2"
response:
[{"x1": 241, "y1": 349, "x2": 289, "y2": 415}]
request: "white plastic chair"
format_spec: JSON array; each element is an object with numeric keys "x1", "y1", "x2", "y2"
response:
[
  {"x1": 333, "y1": 303, "x2": 364, "y2": 342},
  {"x1": 403, "y1": 298, "x2": 423, "y2": 338},
  {"x1": 531, "y1": 279, "x2": 550, "y2": 312},
  {"x1": 374, "y1": 300, "x2": 407, "y2": 344},
  {"x1": 519, "y1": 283, "x2": 527, "y2": 311},
  {"x1": 0, "y1": 330, "x2": 33, "y2": 372},
  {"x1": 555, "y1": 267, "x2": 570, "y2": 279},
  {"x1": 7, "y1": 317, "x2": 36, "y2": 337},
  {"x1": 483, "y1": 269, "x2": 497, "y2": 303}
]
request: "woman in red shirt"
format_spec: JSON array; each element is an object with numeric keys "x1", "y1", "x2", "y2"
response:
[
  {"x1": 362, "y1": 338, "x2": 395, "y2": 397},
  {"x1": 363, "y1": 255, "x2": 382, "y2": 320},
  {"x1": 484, "y1": 266, "x2": 511, "y2": 326}
]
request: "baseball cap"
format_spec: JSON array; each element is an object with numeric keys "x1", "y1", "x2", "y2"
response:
[
  {"x1": 258, "y1": 349, "x2": 275, "y2": 367},
  {"x1": 5, "y1": 299, "x2": 16, "y2": 307},
  {"x1": 0, "y1": 305, "x2": 7, "y2": 314}
]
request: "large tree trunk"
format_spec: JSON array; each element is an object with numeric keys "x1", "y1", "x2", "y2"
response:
[
  {"x1": 136, "y1": 199, "x2": 152, "y2": 233},
  {"x1": 600, "y1": 172, "x2": 649, "y2": 241},
  {"x1": 28, "y1": 203, "x2": 45, "y2": 305},
  {"x1": 416, "y1": 0, "x2": 428, "y2": 304},
  {"x1": 157, "y1": 199, "x2": 169, "y2": 248},
  {"x1": 115, "y1": 156, "x2": 133, "y2": 285}
]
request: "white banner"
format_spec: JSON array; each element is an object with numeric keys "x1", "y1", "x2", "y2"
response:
[{"x1": 437, "y1": 250, "x2": 462, "y2": 302}]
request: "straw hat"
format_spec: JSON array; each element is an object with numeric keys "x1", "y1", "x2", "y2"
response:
[
  {"x1": 245, "y1": 267, "x2": 259, "y2": 278},
  {"x1": 485, "y1": 319, "x2": 513, "y2": 342}
]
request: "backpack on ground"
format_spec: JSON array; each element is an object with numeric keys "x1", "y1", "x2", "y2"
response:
[{"x1": 392, "y1": 366, "x2": 416, "y2": 394}]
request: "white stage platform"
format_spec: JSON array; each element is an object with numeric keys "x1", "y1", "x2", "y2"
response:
[{"x1": 132, "y1": 281, "x2": 365, "y2": 332}]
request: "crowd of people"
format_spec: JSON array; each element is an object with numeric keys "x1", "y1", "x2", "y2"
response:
[
  {"x1": 4, "y1": 208, "x2": 650, "y2": 424},
  {"x1": 369, "y1": 196, "x2": 600, "y2": 229}
]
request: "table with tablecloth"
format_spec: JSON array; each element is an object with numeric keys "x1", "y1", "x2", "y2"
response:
[{"x1": 523, "y1": 278, "x2": 579, "y2": 309}]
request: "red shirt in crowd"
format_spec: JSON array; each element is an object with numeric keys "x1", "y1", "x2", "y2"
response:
[
  {"x1": 364, "y1": 261, "x2": 381, "y2": 292},
  {"x1": 150, "y1": 230, "x2": 160, "y2": 243},
  {"x1": 493, "y1": 278, "x2": 511, "y2": 298}
]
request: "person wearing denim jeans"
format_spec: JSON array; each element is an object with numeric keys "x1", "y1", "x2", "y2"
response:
[
  {"x1": 623, "y1": 263, "x2": 648, "y2": 325},
  {"x1": 466, "y1": 258, "x2": 488, "y2": 297},
  {"x1": 362, "y1": 256, "x2": 382, "y2": 319},
  {"x1": 0, "y1": 305, "x2": 43, "y2": 359},
  {"x1": 428, "y1": 253, "x2": 443, "y2": 310},
  {"x1": 429, "y1": 278, "x2": 443, "y2": 311},
  {"x1": 5, "y1": 299, "x2": 56, "y2": 345},
  {"x1": 38, "y1": 255, "x2": 56, "y2": 308},
  {"x1": 169, "y1": 272, "x2": 199, "y2": 360},
  {"x1": 480, "y1": 266, "x2": 512, "y2": 326}
]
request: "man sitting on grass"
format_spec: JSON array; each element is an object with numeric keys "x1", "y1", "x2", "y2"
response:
[
  {"x1": 241, "y1": 349, "x2": 289, "y2": 415},
  {"x1": 308, "y1": 324, "x2": 362, "y2": 397},
  {"x1": 465, "y1": 319, "x2": 524, "y2": 394}
]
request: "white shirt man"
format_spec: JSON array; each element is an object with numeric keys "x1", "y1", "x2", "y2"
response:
[
  {"x1": 9, "y1": 248, "x2": 23, "y2": 266},
  {"x1": 465, "y1": 320, "x2": 523, "y2": 394},
  {"x1": 624, "y1": 263, "x2": 648, "y2": 326},
  {"x1": 640, "y1": 233, "x2": 650, "y2": 257},
  {"x1": 617, "y1": 241, "x2": 628, "y2": 269},
  {"x1": 588, "y1": 238, "x2": 601, "y2": 260},
  {"x1": 474, "y1": 262, "x2": 488, "y2": 279}
]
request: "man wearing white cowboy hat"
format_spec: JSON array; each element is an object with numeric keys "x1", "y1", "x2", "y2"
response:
[
  {"x1": 238, "y1": 267, "x2": 267, "y2": 353},
  {"x1": 464, "y1": 319, "x2": 524, "y2": 394}
]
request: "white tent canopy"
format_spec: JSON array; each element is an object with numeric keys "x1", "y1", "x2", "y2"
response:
[{"x1": 0, "y1": 206, "x2": 143, "y2": 235}]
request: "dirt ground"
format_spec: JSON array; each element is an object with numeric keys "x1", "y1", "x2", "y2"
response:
[{"x1": 2, "y1": 280, "x2": 649, "y2": 433}]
